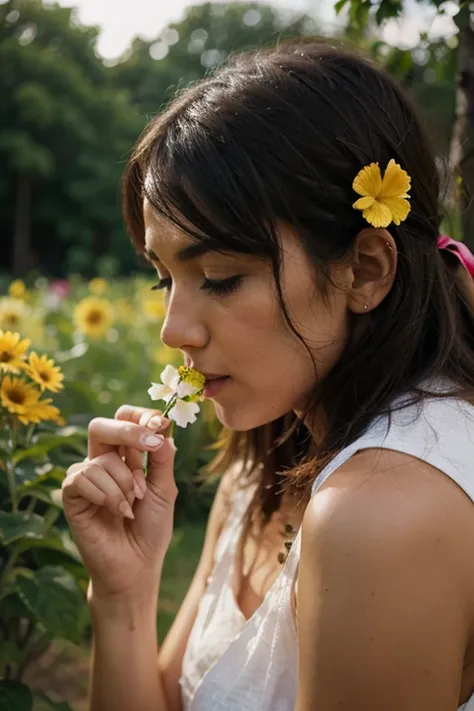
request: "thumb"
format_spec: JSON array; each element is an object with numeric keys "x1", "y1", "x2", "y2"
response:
[{"x1": 145, "y1": 435, "x2": 177, "y2": 491}]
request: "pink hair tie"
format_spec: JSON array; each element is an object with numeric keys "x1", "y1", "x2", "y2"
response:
[{"x1": 437, "y1": 235, "x2": 474, "y2": 278}]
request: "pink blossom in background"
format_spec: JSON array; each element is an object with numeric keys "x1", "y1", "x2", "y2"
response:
[{"x1": 49, "y1": 279, "x2": 70, "y2": 299}]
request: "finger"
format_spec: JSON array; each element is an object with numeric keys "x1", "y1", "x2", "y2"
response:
[
  {"x1": 125, "y1": 411, "x2": 172, "y2": 473},
  {"x1": 81, "y1": 461, "x2": 135, "y2": 519},
  {"x1": 124, "y1": 446, "x2": 144, "y2": 477},
  {"x1": 116, "y1": 405, "x2": 171, "y2": 435},
  {"x1": 87, "y1": 417, "x2": 166, "y2": 459},
  {"x1": 146, "y1": 435, "x2": 178, "y2": 503},
  {"x1": 133, "y1": 469, "x2": 147, "y2": 499},
  {"x1": 65, "y1": 459, "x2": 90, "y2": 479},
  {"x1": 117, "y1": 408, "x2": 171, "y2": 473},
  {"x1": 93, "y1": 452, "x2": 137, "y2": 501},
  {"x1": 62, "y1": 469, "x2": 106, "y2": 507}
]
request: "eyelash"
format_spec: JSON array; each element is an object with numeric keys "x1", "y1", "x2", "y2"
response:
[{"x1": 151, "y1": 275, "x2": 243, "y2": 296}]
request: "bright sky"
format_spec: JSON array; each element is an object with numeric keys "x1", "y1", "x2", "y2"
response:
[{"x1": 51, "y1": 0, "x2": 457, "y2": 61}]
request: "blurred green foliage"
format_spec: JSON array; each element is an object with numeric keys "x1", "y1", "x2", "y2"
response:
[
  {"x1": 0, "y1": 0, "x2": 463, "y2": 277},
  {"x1": 336, "y1": 0, "x2": 473, "y2": 244}
]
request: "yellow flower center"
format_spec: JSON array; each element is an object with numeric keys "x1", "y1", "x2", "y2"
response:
[
  {"x1": 178, "y1": 366, "x2": 206, "y2": 391},
  {"x1": 87, "y1": 309, "x2": 104, "y2": 325},
  {"x1": 0, "y1": 351, "x2": 12, "y2": 363},
  {"x1": 38, "y1": 369, "x2": 50, "y2": 382},
  {"x1": 6, "y1": 386, "x2": 26, "y2": 405},
  {"x1": 5, "y1": 314, "x2": 19, "y2": 326}
]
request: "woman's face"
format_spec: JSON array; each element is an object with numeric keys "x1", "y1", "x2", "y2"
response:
[{"x1": 144, "y1": 200, "x2": 351, "y2": 430}]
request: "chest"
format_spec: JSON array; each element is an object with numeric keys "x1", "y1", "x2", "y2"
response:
[{"x1": 233, "y1": 505, "x2": 303, "y2": 621}]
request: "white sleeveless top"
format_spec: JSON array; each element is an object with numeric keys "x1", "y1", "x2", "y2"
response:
[{"x1": 179, "y1": 389, "x2": 474, "y2": 710}]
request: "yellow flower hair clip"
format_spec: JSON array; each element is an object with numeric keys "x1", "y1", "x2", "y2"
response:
[{"x1": 352, "y1": 159, "x2": 411, "y2": 228}]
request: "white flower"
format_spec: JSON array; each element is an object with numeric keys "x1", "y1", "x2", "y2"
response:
[
  {"x1": 167, "y1": 399, "x2": 200, "y2": 428},
  {"x1": 148, "y1": 364, "x2": 195, "y2": 403},
  {"x1": 148, "y1": 364, "x2": 205, "y2": 428}
]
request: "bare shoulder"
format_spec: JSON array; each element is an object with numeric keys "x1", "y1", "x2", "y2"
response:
[
  {"x1": 303, "y1": 447, "x2": 474, "y2": 551},
  {"x1": 294, "y1": 449, "x2": 474, "y2": 710},
  {"x1": 302, "y1": 448, "x2": 474, "y2": 595}
]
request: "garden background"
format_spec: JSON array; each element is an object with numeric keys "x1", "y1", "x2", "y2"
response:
[{"x1": 0, "y1": 0, "x2": 472, "y2": 708}]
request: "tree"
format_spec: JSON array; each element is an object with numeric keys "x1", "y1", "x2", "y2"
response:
[
  {"x1": 112, "y1": 2, "x2": 319, "y2": 118},
  {"x1": 0, "y1": 0, "x2": 142, "y2": 276},
  {"x1": 335, "y1": 0, "x2": 473, "y2": 247}
]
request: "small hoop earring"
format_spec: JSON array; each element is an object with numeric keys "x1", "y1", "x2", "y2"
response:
[{"x1": 386, "y1": 241, "x2": 393, "y2": 250}]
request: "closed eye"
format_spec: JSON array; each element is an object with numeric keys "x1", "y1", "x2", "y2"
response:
[
  {"x1": 150, "y1": 275, "x2": 243, "y2": 296},
  {"x1": 151, "y1": 278, "x2": 171, "y2": 292}
]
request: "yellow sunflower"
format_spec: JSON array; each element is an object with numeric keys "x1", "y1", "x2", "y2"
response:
[
  {"x1": 74, "y1": 296, "x2": 114, "y2": 338},
  {"x1": 1, "y1": 376, "x2": 40, "y2": 418},
  {"x1": 26, "y1": 351, "x2": 64, "y2": 393},
  {"x1": 352, "y1": 159, "x2": 411, "y2": 228},
  {"x1": 143, "y1": 297, "x2": 166, "y2": 321},
  {"x1": 0, "y1": 297, "x2": 27, "y2": 331},
  {"x1": 20, "y1": 398, "x2": 65, "y2": 426},
  {"x1": 8, "y1": 279, "x2": 27, "y2": 300},
  {"x1": 0, "y1": 331, "x2": 31, "y2": 374},
  {"x1": 89, "y1": 277, "x2": 108, "y2": 296}
]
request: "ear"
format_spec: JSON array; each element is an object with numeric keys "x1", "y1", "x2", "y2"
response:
[{"x1": 347, "y1": 228, "x2": 397, "y2": 314}]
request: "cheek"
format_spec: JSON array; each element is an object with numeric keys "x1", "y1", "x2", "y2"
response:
[{"x1": 208, "y1": 280, "x2": 349, "y2": 429}]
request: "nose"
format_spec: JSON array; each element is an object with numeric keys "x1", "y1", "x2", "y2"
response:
[{"x1": 160, "y1": 295, "x2": 208, "y2": 351}]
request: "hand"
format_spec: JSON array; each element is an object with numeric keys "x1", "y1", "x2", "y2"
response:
[{"x1": 62, "y1": 406, "x2": 178, "y2": 602}]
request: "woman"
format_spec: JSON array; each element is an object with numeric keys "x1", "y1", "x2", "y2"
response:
[{"x1": 62, "y1": 40, "x2": 474, "y2": 710}]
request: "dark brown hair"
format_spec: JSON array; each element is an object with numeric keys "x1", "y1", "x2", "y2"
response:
[{"x1": 123, "y1": 39, "x2": 474, "y2": 529}]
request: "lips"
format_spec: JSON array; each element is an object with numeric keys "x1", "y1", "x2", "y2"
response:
[{"x1": 202, "y1": 375, "x2": 230, "y2": 398}]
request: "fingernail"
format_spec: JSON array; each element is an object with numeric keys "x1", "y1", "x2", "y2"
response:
[
  {"x1": 149, "y1": 416, "x2": 163, "y2": 429},
  {"x1": 141, "y1": 433, "x2": 164, "y2": 448},
  {"x1": 119, "y1": 501, "x2": 135, "y2": 519},
  {"x1": 133, "y1": 481, "x2": 144, "y2": 500}
]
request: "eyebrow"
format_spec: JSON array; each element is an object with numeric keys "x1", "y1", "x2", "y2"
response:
[{"x1": 144, "y1": 243, "x2": 211, "y2": 264}]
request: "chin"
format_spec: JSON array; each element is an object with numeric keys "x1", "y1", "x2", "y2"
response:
[{"x1": 212, "y1": 401, "x2": 293, "y2": 432}]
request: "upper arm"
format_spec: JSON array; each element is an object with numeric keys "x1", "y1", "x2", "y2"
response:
[
  {"x1": 295, "y1": 449, "x2": 471, "y2": 711},
  {"x1": 157, "y1": 464, "x2": 240, "y2": 711}
]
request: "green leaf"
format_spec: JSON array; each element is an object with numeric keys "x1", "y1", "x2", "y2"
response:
[
  {"x1": 0, "y1": 591, "x2": 32, "y2": 621},
  {"x1": 0, "y1": 680, "x2": 33, "y2": 711},
  {"x1": 375, "y1": 0, "x2": 403, "y2": 24},
  {"x1": 0, "y1": 641, "x2": 25, "y2": 675},
  {"x1": 14, "y1": 529, "x2": 81, "y2": 563},
  {"x1": 453, "y1": 3, "x2": 471, "y2": 31},
  {"x1": 334, "y1": 0, "x2": 349, "y2": 13},
  {"x1": 17, "y1": 566, "x2": 87, "y2": 644},
  {"x1": 17, "y1": 485, "x2": 55, "y2": 507},
  {"x1": 13, "y1": 462, "x2": 40, "y2": 487},
  {"x1": 30, "y1": 544, "x2": 87, "y2": 583},
  {"x1": 19, "y1": 467, "x2": 66, "y2": 491},
  {"x1": 13, "y1": 435, "x2": 86, "y2": 466},
  {"x1": 0, "y1": 512, "x2": 45, "y2": 545}
]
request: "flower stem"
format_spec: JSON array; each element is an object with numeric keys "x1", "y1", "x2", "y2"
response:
[
  {"x1": 6, "y1": 417, "x2": 18, "y2": 512},
  {"x1": 5, "y1": 462, "x2": 17, "y2": 513},
  {"x1": 0, "y1": 542, "x2": 21, "y2": 592},
  {"x1": 25, "y1": 496, "x2": 37, "y2": 515},
  {"x1": 161, "y1": 393, "x2": 177, "y2": 418}
]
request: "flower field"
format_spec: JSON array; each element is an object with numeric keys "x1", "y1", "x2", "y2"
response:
[{"x1": 0, "y1": 275, "x2": 215, "y2": 709}]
